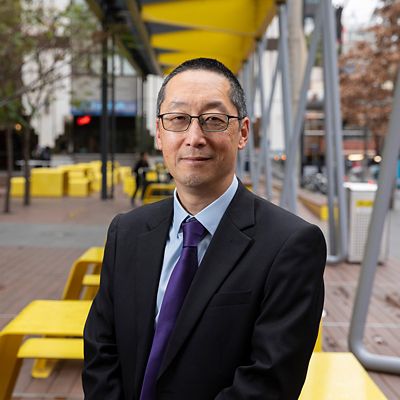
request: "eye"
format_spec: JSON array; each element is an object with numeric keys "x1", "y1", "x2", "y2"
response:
[
  {"x1": 165, "y1": 113, "x2": 187, "y2": 121},
  {"x1": 173, "y1": 114, "x2": 187, "y2": 121},
  {"x1": 204, "y1": 114, "x2": 225, "y2": 123}
]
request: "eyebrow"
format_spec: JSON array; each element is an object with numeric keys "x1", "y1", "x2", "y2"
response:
[
  {"x1": 167, "y1": 100, "x2": 230, "y2": 113},
  {"x1": 203, "y1": 101, "x2": 229, "y2": 113}
]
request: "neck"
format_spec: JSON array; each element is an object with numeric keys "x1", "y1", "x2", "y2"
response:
[{"x1": 176, "y1": 179, "x2": 232, "y2": 215}]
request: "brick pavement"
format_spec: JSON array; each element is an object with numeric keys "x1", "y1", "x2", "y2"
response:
[{"x1": 0, "y1": 186, "x2": 133, "y2": 400}]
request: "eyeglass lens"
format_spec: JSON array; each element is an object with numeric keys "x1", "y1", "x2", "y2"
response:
[{"x1": 162, "y1": 113, "x2": 229, "y2": 132}]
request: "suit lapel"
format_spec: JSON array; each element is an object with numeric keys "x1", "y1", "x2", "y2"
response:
[
  {"x1": 158, "y1": 183, "x2": 255, "y2": 377},
  {"x1": 133, "y1": 200, "x2": 173, "y2": 393}
]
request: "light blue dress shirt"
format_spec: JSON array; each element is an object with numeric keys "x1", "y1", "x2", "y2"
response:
[{"x1": 155, "y1": 176, "x2": 239, "y2": 322}]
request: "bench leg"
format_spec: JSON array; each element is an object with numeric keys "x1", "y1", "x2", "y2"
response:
[
  {"x1": 0, "y1": 335, "x2": 23, "y2": 400},
  {"x1": 82, "y1": 286, "x2": 99, "y2": 300},
  {"x1": 31, "y1": 358, "x2": 58, "y2": 379},
  {"x1": 82, "y1": 264, "x2": 101, "y2": 300}
]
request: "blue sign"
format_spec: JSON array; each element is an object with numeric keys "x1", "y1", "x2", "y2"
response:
[{"x1": 71, "y1": 100, "x2": 137, "y2": 116}]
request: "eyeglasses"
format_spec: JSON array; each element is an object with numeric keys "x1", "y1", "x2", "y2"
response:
[{"x1": 158, "y1": 112, "x2": 243, "y2": 133}]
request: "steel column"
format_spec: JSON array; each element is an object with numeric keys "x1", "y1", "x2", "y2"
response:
[
  {"x1": 110, "y1": 34, "x2": 116, "y2": 199},
  {"x1": 244, "y1": 56, "x2": 258, "y2": 189},
  {"x1": 236, "y1": 68, "x2": 245, "y2": 179},
  {"x1": 322, "y1": 47, "x2": 338, "y2": 254},
  {"x1": 349, "y1": 67, "x2": 400, "y2": 374},
  {"x1": 322, "y1": 0, "x2": 348, "y2": 263},
  {"x1": 255, "y1": 38, "x2": 274, "y2": 199},
  {"x1": 281, "y1": 3, "x2": 322, "y2": 212},
  {"x1": 100, "y1": 24, "x2": 108, "y2": 200},
  {"x1": 278, "y1": 3, "x2": 295, "y2": 211}
]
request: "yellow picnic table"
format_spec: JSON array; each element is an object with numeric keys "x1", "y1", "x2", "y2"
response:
[
  {"x1": 62, "y1": 246, "x2": 104, "y2": 300},
  {"x1": 0, "y1": 300, "x2": 91, "y2": 400}
]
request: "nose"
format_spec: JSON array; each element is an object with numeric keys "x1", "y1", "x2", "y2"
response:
[{"x1": 185, "y1": 117, "x2": 207, "y2": 147}]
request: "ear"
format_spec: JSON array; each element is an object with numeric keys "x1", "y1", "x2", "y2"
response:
[
  {"x1": 238, "y1": 117, "x2": 249, "y2": 150},
  {"x1": 155, "y1": 119, "x2": 163, "y2": 150}
]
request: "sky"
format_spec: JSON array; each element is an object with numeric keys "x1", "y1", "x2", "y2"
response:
[{"x1": 333, "y1": 0, "x2": 379, "y2": 27}]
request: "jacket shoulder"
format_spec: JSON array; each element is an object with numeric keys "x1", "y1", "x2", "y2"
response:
[
  {"x1": 241, "y1": 186, "x2": 323, "y2": 238},
  {"x1": 111, "y1": 197, "x2": 173, "y2": 234}
]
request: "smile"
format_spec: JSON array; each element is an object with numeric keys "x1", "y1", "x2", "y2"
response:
[{"x1": 180, "y1": 156, "x2": 212, "y2": 163}]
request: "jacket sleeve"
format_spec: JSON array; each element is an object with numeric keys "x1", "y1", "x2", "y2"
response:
[
  {"x1": 216, "y1": 223, "x2": 327, "y2": 400},
  {"x1": 82, "y1": 215, "x2": 124, "y2": 400}
]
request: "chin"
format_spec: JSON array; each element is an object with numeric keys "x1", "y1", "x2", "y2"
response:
[
  {"x1": 176, "y1": 171, "x2": 217, "y2": 188},
  {"x1": 181, "y1": 175, "x2": 205, "y2": 187}
]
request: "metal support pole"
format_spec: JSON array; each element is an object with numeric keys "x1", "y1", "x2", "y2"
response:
[
  {"x1": 244, "y1": 56, "x2": 258, "y2": 190},
  {"x1": 141, "y1": 77, "x2": 146, "y2": 147},
  {"x1": 135, "y1": 75, "x2": 142, "y2": 150},
  {"x1": 100, "y1": 24, "x2": 108, "y2": 200},
  {"x1": 278, "y1": 3, "x2": 295, "y2": 211},
  {"x1": 238, "y1": 63, "x2": 250, "y2": 180},
  {"x1": 322, "y1": 0, "x2": 348, "y2": 263},
  {"x1": 255, "y1": 38, "x2": 274, "y2": 198},
  {"x1": 110, "y1": 34, "x2": 116, "y2": 199},
  {"x1": 281, "y1": 3, "x2": 322, "y2": 211},
  {"x1": 349, "y1": 67, "x2": 400, "y2": 374},
  {"x1": 236, "y1": 70, "x2": 245, "y2": 179},
  {"x1": 323, "y1": 47, "x2": 338, "y2": 254}
]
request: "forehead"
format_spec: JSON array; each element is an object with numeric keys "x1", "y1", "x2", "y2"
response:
[{"x1": 162, "y1": 70, "x2": 233, "y2": 110}]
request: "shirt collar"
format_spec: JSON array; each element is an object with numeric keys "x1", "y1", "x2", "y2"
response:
[{"x1": 172, "y1": 176, "x2": 238, "y2": 238}]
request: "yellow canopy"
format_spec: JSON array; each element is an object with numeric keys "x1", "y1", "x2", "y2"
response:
[
  {"x1": 87, "y1": 0, "x2": 279, "y2": 76},
  {"x1": 143, "y1": 0, "x2": 277, "y2": 75}
]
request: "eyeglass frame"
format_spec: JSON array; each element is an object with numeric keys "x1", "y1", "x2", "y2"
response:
[{"x1": 157, "y1": 112, "x2": 245, "y2": 133}]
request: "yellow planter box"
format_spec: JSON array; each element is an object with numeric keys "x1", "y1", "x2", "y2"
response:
[
  {"x1": 92, "y1": 171, "x2": 119, "y2": 192},
  {"x1": 68, "y1": 178, "x2": 90, "y2": 197},
  {"x1": 11, "y1": 177, "x2": 25, "y2": 197},
  {"x1": 68, "y1": 170, "x2": 86, "y2": 179},
  {"x1": 31, "y1": 168, "x2": 66, "y2": 197},
  {"x1": 119, "y1": 166, "x2": 133, "y2": 180},
  {"x1": 123, "y1": 176, "x2": 136, "y2": 196}
]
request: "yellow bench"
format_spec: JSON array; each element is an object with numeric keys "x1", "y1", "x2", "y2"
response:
[
  {"x1": 18, "y1": 338, "x2": 83, "y2": 360},
  {"x1": 0, "y1": 300, "x2": 91, "y2": 397},
  {"x1": 26, "y1": 248, "x2": 103, "y2": 379},
  {"x1": 143, "y1": 183, "x2": 175, "y2": 204},
  {"x1": 300, "y1": 352, "x2": 387, "y2": 399},
  {"x1": 18, "y1": 338, "x2": 84, "y2": 378},
  {"x1": 25, "y1": 248, "x2": 103, "y2": 379},
  {"x1": 82, "y1": 274, "x2": 101, "y2": 288},
  {"x1": 62, "y1": 246, "x2": 104, "y2": 300}
]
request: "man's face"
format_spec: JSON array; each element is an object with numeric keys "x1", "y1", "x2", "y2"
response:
[{"x1": 156, "y1": 70, "x2": 249, "y2": 197}]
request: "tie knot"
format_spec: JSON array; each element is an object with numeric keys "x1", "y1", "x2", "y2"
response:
[{"x1": 182, "y1": 218, "x2": 206, "y2": 247}]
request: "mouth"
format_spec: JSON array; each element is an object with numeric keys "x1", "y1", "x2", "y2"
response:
[{"x1": 180, "y1": 155, "x2": 212, "y2": 163}]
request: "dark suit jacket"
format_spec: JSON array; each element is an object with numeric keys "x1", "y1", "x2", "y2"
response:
[{"x1": 83, "y1": 183, "x2": 326, "y2": 400}]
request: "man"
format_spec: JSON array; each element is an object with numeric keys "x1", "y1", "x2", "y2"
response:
[
  {"x1": 83, "y1": 58, "x2": 326, "y2": 400},
  {"x1": 131, "y1": 151, "x2": 150, "y2": 206}
]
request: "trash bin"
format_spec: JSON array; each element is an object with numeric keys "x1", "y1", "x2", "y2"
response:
[{"x1": 344, "y1": 182, "x2": 388, "y2": 263}]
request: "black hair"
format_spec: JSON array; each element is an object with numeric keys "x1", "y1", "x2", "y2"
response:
[{"x1": 156, "y1": 58, "x2": 247, "y2": 118}]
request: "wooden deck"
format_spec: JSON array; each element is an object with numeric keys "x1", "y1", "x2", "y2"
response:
[{"x1": 1, "y1": 186, "x2": 400, "y2": 399}]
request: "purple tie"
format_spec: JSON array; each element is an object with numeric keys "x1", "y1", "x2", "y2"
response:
[{"x1": 140, "y1": 218, "x2": 206, "y2": 400}]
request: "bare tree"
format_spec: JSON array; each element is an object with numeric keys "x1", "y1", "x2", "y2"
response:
[
  {"x1": 0, "y1": 1, "x2": 24, "y2": 213},
  {"x1": 1, "y1": 0, "x2": 101, "y2": 210},
  {"x1": 339, "y1": 0, "x2": 400, "y2": 155}
]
